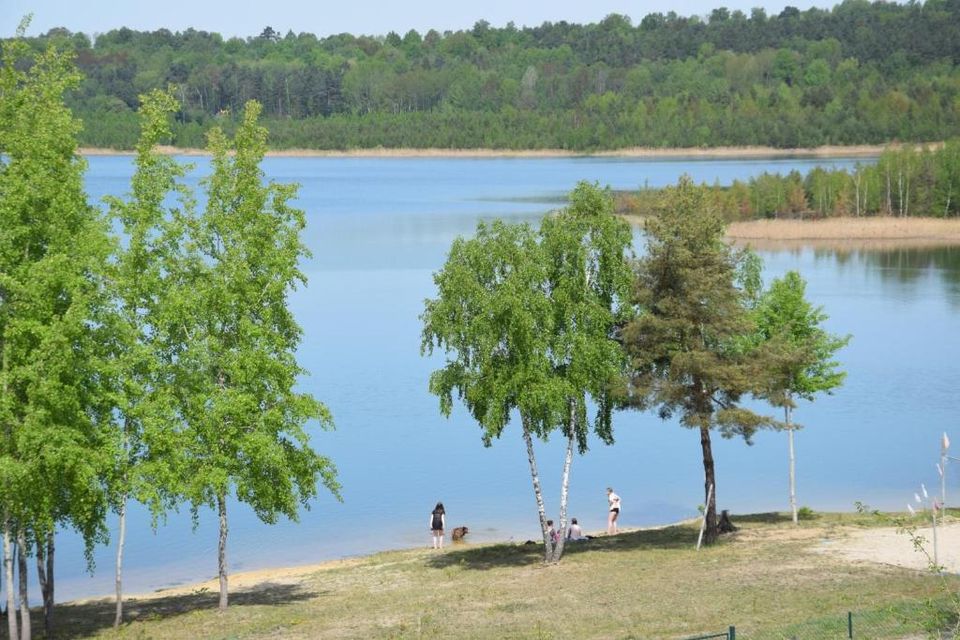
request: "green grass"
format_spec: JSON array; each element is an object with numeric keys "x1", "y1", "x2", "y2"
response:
[{"x1": 41, "y1": 513, "x2": 960, "y2": 639}]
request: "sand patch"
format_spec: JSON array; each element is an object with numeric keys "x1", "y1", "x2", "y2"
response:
[{"x1": 818, "y1": 521, "x2": 960, "y2": 573}]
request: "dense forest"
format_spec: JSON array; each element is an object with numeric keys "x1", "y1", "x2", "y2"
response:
[
  {"x1": 622, "y1": 140, "x2": 960, "y2": 218},
  {"x1": 8, "y1": 0, "x2": 960, "y2": 150}
]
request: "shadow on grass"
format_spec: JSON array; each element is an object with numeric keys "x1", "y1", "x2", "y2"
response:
[
  {"x1": 34, "y1": 582, "x2": 320, "y2": 639},
  {"x1": 427, "y1": 524, "x2": 702, "y2": 571}
]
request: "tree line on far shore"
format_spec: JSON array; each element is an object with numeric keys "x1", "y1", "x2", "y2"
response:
[
  {"x1": 7, "y1": 0, "x2": 960, "y2": 150},
  {"x1": 621, "y1": 141, "x2": 960, "y2": 220}
]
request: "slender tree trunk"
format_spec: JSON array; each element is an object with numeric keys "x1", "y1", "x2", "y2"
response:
[
  {"x1": 786, "y1": 401, "x2": 797, "y2": 525},
  {"x1": 4, "y1": 518, "x2": 17, "y2": 640},
  {"x1": 218, "y1": 492, "x2": 229, "y2": 612},
  {"x1": 520, "y1": 419, "x2": 551, "y2": 563},
  {"x1": 885, "y1": 168, "x2": 892, "y2": 215},
  {"x1": 35, "y1": 530, "x2": 53, "y2": 637},
  {"x1": 700, "y1": 426, "x2": 719, "y2": 545},
  {"x1": 17, "y1": 530, "x2": 30, "y2": 640},
  {"x1": 550, "y1": 418, "x2": 576, "y2": 563},
  {"x1": 114, "y1": 495, "x2": 127, "y2": 628},
  {"x1": 853, "y1": 174, "x2": 861, "y2": 217}
]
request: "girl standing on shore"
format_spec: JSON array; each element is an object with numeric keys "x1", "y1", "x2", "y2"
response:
[
  {"x1": 607, "y1": 488, "x2": 621, "y2": 535},
  {"x1": 430, "y1": 502, "x2": 446, "y2": 549}
]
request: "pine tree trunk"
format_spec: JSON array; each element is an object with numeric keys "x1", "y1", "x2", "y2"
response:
[
  {"x1": 550, "y1": 420, "x2": 576, "y2": 563},
  {"x1": 218, "y1": 492, "x2": 229, "y2": 612},
  {"x1": 114, "y1": 496, "x2": 127, "y2": 628},
  {"x1": 35, "y1": 531, "x2": 53, "y2": 637},
  {"x1": 3, "y1": 519, "x2": 16, "y2": 640},
  {"x1": 520, "y1": 419, "x2": 551, "y2": 563},
  {"x1": 700, "y1": 426, "x2": 719, "y2": 545},
  {"x1": 787, "y1": 402, "x2": 797, "y2": 525},
  {"x1": 17, "y1": 530, "x2": 30, "y2": 640}
]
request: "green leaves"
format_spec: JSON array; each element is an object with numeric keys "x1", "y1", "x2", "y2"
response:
[
  {"x1": 752, "y1": 270, "x2": 849, "y2": 406},
  {"x1": 0, "y1": 29, "x2": 114, "y2": 554},
  {"x1": 625, "y1": 176, "x2": 766, "y2": 436},
  {"x1": 422, "y1": 182, "x2": 633, "y2": 449},
  {"x1": 175, "y1": 100, "x2": 339, "y2": 518}
]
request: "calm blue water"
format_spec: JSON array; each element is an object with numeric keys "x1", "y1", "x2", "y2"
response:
[{"x1": 47, "y1": 154, "x2": 960, "y2": 601}]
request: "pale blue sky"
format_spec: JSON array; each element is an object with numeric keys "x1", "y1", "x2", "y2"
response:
[{"x1": 4, "y1": 0, "x2": 843, "y2": 39}]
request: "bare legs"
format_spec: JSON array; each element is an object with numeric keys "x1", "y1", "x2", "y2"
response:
[
  {"x1": 431, "y1": 530, "x2": 444, "y2": 549},
  {"x1": 607, "y1": 510, "x2": 619, "y2": 535}
]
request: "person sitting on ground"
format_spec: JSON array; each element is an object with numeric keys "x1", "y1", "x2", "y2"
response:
[
  {"x1": 567, "y1": 517, "x2": 586, "y2": 541},
  {"x1": 546, "y1": 519, "x2": 560, "y2": 544}
]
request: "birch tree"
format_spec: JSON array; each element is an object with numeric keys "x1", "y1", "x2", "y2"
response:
[
  {"x1": 752, "y1": 271, "x2": 848, "y2": 523},
  {"x1": 173, "y1": 100, "x2": 339, "y2": 612},
  {"x1": 103, "y1": 88, "x2": 189, "y2": 627},
  {"x1": 0, "y1": 23, "x2": 114, "y2": 638},
  {"x1": 422, "y1": 183, "x2": 631, "y2": 563}
]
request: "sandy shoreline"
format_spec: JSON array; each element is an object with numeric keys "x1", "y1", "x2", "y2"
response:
[{"x1": 78, "y1": 143, "x2": 909, "y2": 159}]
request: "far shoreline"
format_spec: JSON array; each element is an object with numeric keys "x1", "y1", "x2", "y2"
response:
[{"x1": 77, "y1": 143, "x2": 917, "y2": 159}]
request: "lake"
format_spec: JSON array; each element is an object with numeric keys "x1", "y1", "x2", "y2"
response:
[{"x1": 49, "y1": 154, "x2": 960, "y2": 601}]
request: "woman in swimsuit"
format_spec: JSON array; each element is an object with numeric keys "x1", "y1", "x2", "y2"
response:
[{"x1": 607, "y1": 487, "x2": 621, "y2": 535}]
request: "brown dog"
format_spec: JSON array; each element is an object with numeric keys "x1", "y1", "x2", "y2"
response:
[{"x1": 451, "y1": 526, "x2": 469, "y2": 542}]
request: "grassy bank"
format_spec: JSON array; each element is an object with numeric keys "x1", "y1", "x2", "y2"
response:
[{"x1": 52, "y1": 512, "x2": 958, "y2": 639}]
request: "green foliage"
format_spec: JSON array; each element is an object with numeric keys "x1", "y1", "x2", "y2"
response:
[
  {"x1": 796, "y1": 506, "x2": 816, "y2": 520},
  {"x1": 423, "y1": 182, "x2": 632, "y2": 448},
  {"x1": 10, "y1": 1, "x2": 960, "y2": 150},
  {"x1": 103, "y1": 88, "x2": 191, "y2": 520},
  {"x1": 752, "y1": 271, "x2": 849, "y2": 408},
  {"x1": 623, "y1": 176, "x2": 772, "y2": 439},
  {"x1": 0, "y1": 24, "x2": 114, "y2": 557},
  {"x1": 173, "y1": 100, "x2": 340, "y2": 522},
  {"x1": 621, "y1": 176, "x2": 775, "y2": 544}
]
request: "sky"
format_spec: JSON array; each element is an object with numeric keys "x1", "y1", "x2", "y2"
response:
[{"x1": 4, "y1": 0, "x2": 845, "y2": 40}]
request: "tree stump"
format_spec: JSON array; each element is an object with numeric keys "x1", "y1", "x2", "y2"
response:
[{"x1": 718, "y1": 509, "x2": 738, "y2": 533}]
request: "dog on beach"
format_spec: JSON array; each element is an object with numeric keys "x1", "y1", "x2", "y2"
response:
[{"x1": 451, "y1": 526, "x2": 469, "y2": 542}]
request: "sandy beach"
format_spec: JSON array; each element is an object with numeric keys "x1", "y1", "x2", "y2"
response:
[
  {"x1": 819, "y1": 520, "x2": 960, "y2": 573},
  {"x1": 78, "y1": 143, "x2": 913, "y2": 159}
]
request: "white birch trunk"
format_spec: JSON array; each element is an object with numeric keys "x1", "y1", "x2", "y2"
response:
[
  {"x1": 4, "y1": 518, "x2": 17, "y2": 640},
  {"x1": 17, "y1": 530, "x2": 30, "y2": 640},
  {"x1": 787, "y1": 402, "x2": 797, "y2": 525},
  {"x1": 218, "y1": 493, "x2": 229, "y2": 612},
  {"x1": 114, "y1": 496, "x2": 127, "y2": 627},
  {"x1": 550, "y1": 421, "x2": 576, "y2": 563},
  {"x1": 520, "y1": 420, "x2": 551, "y2": 563}
]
